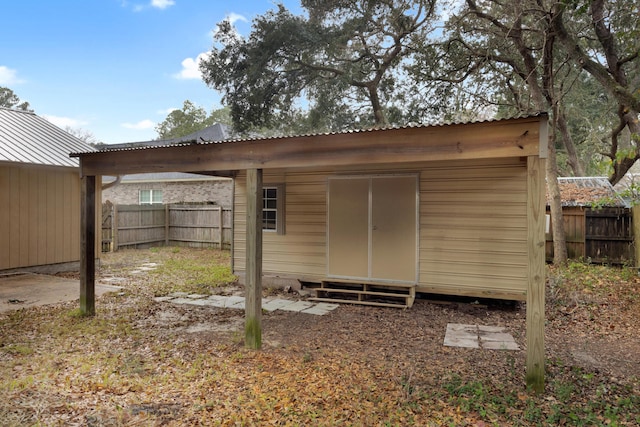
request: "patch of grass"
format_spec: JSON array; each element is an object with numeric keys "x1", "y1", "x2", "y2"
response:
[{"x1": 147, "y1": 248, "x2": 237, "y2": 296}]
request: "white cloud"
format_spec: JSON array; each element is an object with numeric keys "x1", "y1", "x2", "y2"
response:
[
  {"x1": 157, "y1": 107, "x2": 178, "y2": 115},
  {"x1": 0, "y1": 66, "x2": 23, "y2": 85},
  {"x1": 226, "y1": 12, "x2": 247, "y2": 25},
  {"x1": 42, "y1": 114, "x2": 88, "y2": 128},
  {"x1": 122, "y1": 119, "x2": 155, "y2": 130},
  {"x1": 173, "y1": 51, "x2": 210, "y2": 80},
  {"x1": 151, "y1": 0, "x2": 175, "y2": 9}
]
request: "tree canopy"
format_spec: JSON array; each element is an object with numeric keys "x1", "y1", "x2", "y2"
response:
[
  {"x1": 155, "y1": 101, "x2": 231, "y2": 139},
  {"x1": 200, "y1": 0, "x2": 439, "y2": 133},
  {"x1": 0, "y1": 87, "x2": 31, "y2": 111}
]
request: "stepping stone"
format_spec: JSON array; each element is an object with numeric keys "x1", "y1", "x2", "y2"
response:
[
  {"x1": 187, "y1": 294, "x2": 207, "y2": 299},
  {"x1": 262, "y1": 299, "x2": 296, "y2": 312},
  {"x1": 206, "y1": 295, "x2": 229, "y2": 308},
  {"x1": 278, "y1": 300, "x2": 314, "y2": 312},
  {"x1": 223, "y1": 296, "x2": 245, "y2": 309},
  {"x1": 301, "y1": 302, "x2": 339, "y2": 316},
  {"x1": 443, "y1": 323, "x2": 519, "y2": 351},
  {"x1": 153, "y1": 296, "x2": 176, "y2": 302}
]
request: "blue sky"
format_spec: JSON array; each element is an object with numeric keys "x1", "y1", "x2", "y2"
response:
[{"x1": 0, "y1": 0, "x2": 298, "y2": 144}]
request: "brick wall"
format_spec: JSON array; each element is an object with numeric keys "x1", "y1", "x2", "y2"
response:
[{"x1": 102, "y1": 179, "x2": 233, "y2": 207}]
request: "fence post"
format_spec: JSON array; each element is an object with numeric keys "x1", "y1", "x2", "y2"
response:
[
  {"x1": 633, "y1": 206, "x2": 640, "y2": 268},
  {"x1": 165, "y1": 204, "x2": 170, "y2": 246},
  {"x1": 218, "y1": 206, "x2": 223, "y2": 249},
  {"x1": 113, "y1": 205, "x2": 119, "y2": 251}
]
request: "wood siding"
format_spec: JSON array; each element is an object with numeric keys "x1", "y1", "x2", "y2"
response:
[
  {"x1": 0, "y1": 163, "x2": 82, "y2": 270},
  {"x1": 233, "y1": 157, "x2": 529, "y2": 300}
]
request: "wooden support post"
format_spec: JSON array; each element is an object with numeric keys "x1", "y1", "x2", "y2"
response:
[
  {"x1": 526, "y1": 156, "x2": 546, "y2": 392},
  {"x1": 245, "y1": 169, "x2": 263, "y2": 349},
  {"x1": 80, "y1": 175, "x2": 96, "y2": 316}
]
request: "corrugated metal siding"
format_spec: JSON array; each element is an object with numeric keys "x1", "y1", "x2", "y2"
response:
[
  {"x1": 420, "y1": 158, "x2": 528, "y2": 299},
  {"x1": 233, "y1": 158, "x2": 529, "y2": 300},
  {"x1": 234, "y1": 170, "x2": 328, "y2": 278},
  {"x1": 0, "y1": 163, "x2": 81, "y2": 269},
  {"x1": 0, "y1": 107, "x2": 94, "y2": 168}
]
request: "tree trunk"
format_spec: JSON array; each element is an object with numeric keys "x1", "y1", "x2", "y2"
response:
[
  {"x1": 547, "y1": 128, "x2": 568, "y2": 264},
  {"x1": 556, "y1": 106, "x2": 585, "y2": 176}
]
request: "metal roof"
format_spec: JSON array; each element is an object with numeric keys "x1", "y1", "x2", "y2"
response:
[
  {"x1": 553, "y1": 176, "x2": 627, "y2": 207},
  {"x1": 103, "y1": 123, "x2": 232, "y2": 150},
  {"x1": 0, "y1": 107, "x2": 96, "y2": 168},
  {"x1": 103, "y1": 172, "x2": 230, "y2": 184},
  {"x1": 73, "y1": 112, "x2": 547, "y2": 156}
]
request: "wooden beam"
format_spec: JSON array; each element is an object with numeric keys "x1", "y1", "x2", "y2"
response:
[
  {"x1": 80, "y1": 175, "x2": 96, "y2": 316},
  {"x1": 75, "y1": 117, "x2": 545, "y2": 177},
  {"x1": 245, "y1": 168, "x2": 263, "y2": 349},
  {"x1": 526, "y1": 156, "x2": 546, "y2": 392}
]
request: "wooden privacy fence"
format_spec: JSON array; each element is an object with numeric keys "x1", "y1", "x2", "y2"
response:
[
  {"x1": 102, "y1": 204, "x2": 232, "y2": 251},
  {"x1": 545, "y1": 207, "x2": 634, "y2": 264}
]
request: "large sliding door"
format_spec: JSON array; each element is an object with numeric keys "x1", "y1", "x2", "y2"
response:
[{"x1": 328, "y1": 175, "x2": 417, "y2": 283}]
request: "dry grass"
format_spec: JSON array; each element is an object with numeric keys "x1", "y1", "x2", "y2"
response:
[{"x1": 1, "y1": 247, "x2": 639, "y2": 426}]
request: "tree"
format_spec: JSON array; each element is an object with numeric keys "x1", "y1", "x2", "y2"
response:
[
  {"x1": 0, "y1": 87, "x2": 31, "y2": 111},
  {"x1": 64, "y1": 126, "x2": 100, "y2": 146},
  {"x1": 155, "y1": 101, "x2": 231, "y2": 139},
  {"x1": 551, "y1": 0, "x2": 640, "y2": 185},
  {"x1": 200, "y1": 0, "x2": 438, "y2": 133}
]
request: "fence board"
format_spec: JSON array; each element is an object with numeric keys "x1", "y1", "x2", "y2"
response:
[
  {"x1": 546, "y1": 206, "x2": 634, "y2": 264},
  {"x1": 102, "y1": 204, "x2": 232, "y2": 251}
]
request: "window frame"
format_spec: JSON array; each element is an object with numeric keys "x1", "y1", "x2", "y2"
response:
[
  {"x1": 262, "y1": 184, "x2": 285, "y2": 235},
  {"x1": 139, "y1": 189, "x2": 163, "y2": 205}
]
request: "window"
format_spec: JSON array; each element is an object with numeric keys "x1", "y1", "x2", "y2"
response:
[
  {"x1": 139, "y1": 189, "x2": 163, "y2": 205},
  {"x1": 262, "y1": 185, "x2": 285, "y2": 234}
]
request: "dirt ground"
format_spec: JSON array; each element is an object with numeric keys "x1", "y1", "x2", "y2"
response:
[{"x1": 1, "y1": 247, "x2": 639, "y2": 426}]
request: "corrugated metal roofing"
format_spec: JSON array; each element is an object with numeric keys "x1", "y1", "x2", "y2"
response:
[
  {"x1": 103, "y1": 172, "x2": 228, "y2": 184},
  {"x1": 72, "y1": 112, "x2": 547, "y2": 156},
  {"x1": 0, "y1": 107, "x2": 96, "y2": 168},
  {"x1": 553, "y1": 176, "x2": 627, "y2": 207}
]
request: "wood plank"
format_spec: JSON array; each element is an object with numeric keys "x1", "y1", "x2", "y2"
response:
[
  {"x1": 526, "y1": 156, "x2": 545, "y2": 393},
  {"x1": 77, "y1": 117, "x2": 543, "y2": 176},
  {"x1": 80, "y1": 175, "x2": 96, "y2": 316},
  {"x1": 245, "y1": 168, "x2": 263, "y2": 349},
  {"x1": 309, "y1": 297, "x2": 410, "y2": 309}
]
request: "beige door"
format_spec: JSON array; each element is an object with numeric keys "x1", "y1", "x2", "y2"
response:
[{"x1": 328, "y1": 175, "x2": 417, "y2": 282}]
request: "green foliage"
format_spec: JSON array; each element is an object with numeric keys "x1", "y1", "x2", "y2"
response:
[
  {"x1": 155, "y1": 100, "x2": 231, "y2": 139},
  {"x1": 200, "y1": 1, "x2": 439, "y2": 133},
  {"x1": 0, "y1": 87, "x2": 31, "y2": 111}
]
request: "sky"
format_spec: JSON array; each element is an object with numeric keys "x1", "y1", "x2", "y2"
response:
[{"x1": 0, "y1": 0, "x2": 299, "y2": 144}]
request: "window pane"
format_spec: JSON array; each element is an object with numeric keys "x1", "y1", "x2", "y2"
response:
[
  {"x1": 152, "y1": 190, "x2": 163, "y2": 204},
  {"x1": 139, "y1": 190, "x2": 151, "y2": 204}
]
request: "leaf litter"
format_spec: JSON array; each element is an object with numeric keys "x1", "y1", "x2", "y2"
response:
[{"x1": 0, "y1": 248, "x2": 638, "y2": 426}]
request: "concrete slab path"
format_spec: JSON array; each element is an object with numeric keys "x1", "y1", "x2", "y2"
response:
[
  {"x1": 157, "y1": 293, "x2": 340, "y2": 316},
  {"x1": 0, "y1": 273, "x2": 121, "y2": 313}
]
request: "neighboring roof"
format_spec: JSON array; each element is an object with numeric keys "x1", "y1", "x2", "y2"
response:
[
  {"x1": 104, "y1": 123, "x2": 232, "y2": 150},
  {"x1": 74, "y1": 112, "x2": 547, "y2": 155},
  {"x1": 103, "y1": 172, "x2": 229, "y2": 184},
  {"x1": 551, "y1": 177, "x2": 627, "y2": 207},
  {"x1": 0, "y1": 107, "x2": 95, "y2": 168}
]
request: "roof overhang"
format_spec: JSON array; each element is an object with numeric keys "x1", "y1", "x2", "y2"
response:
[{"x1": 72, "y1": 115, "x2": 548, "y2": 178}]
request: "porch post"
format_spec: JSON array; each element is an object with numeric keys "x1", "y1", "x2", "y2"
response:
[
  {"x1": 80, "y1": 174, "x2": 96, "y2": 316},
  {"x1": 526, "y1": 155, "x2": 546, "y2": 392},
  {"x1": 245, "y1": 168, "x2": 263, "y2": 349}
]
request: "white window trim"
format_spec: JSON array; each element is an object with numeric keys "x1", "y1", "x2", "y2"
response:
[
  {"x1": 262, "y1": 184, "x2": 285, "y2": 235},
  {"x1": 139, "y1": 189, "x2": 163, "y2": 205}
]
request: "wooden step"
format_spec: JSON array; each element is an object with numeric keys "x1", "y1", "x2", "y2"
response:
[{"x1": 310, "y1": 280, "x2": 416, "y2": 308}]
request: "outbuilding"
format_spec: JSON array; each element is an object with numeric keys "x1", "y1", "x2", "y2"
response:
[
  {"x1": 0, "y1": 107, "x2": 98, "y2": 273},
  {"x1": 72, "y1": 113, "x2": 548, "y2": 390}
]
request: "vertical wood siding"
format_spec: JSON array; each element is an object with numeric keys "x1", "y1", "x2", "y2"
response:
[
  {"x1": 1, "y1": 164, "x2": 81, "y2": 270},
  {"x1": 234, "y1": 157, "x2": 529, "y2": 299}
]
